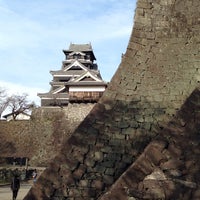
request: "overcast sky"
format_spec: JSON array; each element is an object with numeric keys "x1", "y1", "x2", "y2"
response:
[{"x1": 0, "y1": 0, "x2": 136, "y2": 105}]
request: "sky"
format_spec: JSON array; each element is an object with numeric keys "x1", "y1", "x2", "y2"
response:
[{"x1": 0, "y1": 0, "x2": 136, "y2": 106}]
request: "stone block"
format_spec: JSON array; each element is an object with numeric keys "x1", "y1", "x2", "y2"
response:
[
  {"x1": 101, "y1": 160, "x2": 115, "y2": 168},
  {"x1": 81, "y1": 188, "x2": 96, "y2": 198},
  {"x1": 105, "y1": 168, "x2": 115, "y2": 176},
  {"x1": 114, "y1": 133, "x2": 126, "y2": 140},
  {"x1": 109, "y1": 138, "x2": 122, "y2": 146},
  {"x1": 68, "y1": 188, "x2": 82, "y2": 197},
  {"x1": 130, "y1": 121, "x2": 139, "y2": 128},
  {"x1": 79, "y1": 179, "x2": 89, "y2": 187},
  {"x1": 91, "y1": 180, "x2": 104, "y2": 190},
  {"x1": 142, "y1": 180, "x2": 166, "y2": 199},
  {"x1": 104, "y1": 152, "x2": 121, "y2": 161},
  {"x1": 94, "y1": 151, "x2": 104, "y2": 161},
  {"x1": 160, "y1": 158, "x2": 184, "y2": 170},
  {"x1": 133, "y1": 154, "x2": 154, "y2": 176},
  {"x1": 122, "y1": 169, "x2": 143, "y2": 188},
  {"x1": 144, "y1": 146, "x2": 166, "y2": 165},
  {"x1": 122, "y1": 127, "x2": 134, "y2": 135},
  {"x1": 103, "y1": 175, "x2": 114, "y2": 185},
  {"x1": 137, "y1": 1, "x2": 153, "y2": 9},
  {"x1": 143, "y1": 122, "x2": 151, "y2": 130},
  {"x1": 135, "y1": 114, "x2": 144, "y2": 122},
  {"x1": 84, "y1": 158, "x2": 95, "y2": 168},
  {"x1": 118, "y1": 120, "x2": 130, "y2": 128},
  {"x1": 135, "y1": 8, "x2": 144, "y2": 18},
  {"x1": 144, "y1": 115, "x2": 154, "y2": 122},
  {"x1": 93, "y1": 165, "x2": 106, "y2": 174},
  {"x1": 100, "y1": 146, "x2": 113, "y2": 153},
  {"x1": 73, "y1": 165, "x2": 86, "y2": 179},
  {"x1": 151, "y1": 140, "x2": 168, "y2": 150},
  {"x1": 193, "y1": 188, "x2": 200, "y2": 199},
  {"x1": 146, "y1": 32, "x2": 155, "y2": 40},
  {"x1": 65, "y1": 157, "x2": 79, "y2": 171}
]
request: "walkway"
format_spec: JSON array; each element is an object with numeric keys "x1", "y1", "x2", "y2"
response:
[{"x1": 0, "y1": 182, "x2": 32, "y2": 200}]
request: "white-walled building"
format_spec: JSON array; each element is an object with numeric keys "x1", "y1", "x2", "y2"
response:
[
  {"x1": 3, "y1": 112, "x2": 31, "y2": 121},
  {"x1": 38, "y1": 43, "x2": 107, "y2": 106}
]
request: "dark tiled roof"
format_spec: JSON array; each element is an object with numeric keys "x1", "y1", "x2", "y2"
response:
[
  {"x1": 68, "y1": 43, "x2": 93, "y2": 52},
  {"x1": 63, "y1": 43, "x2": 96, "y2": 60},
  {"x1": 62, "y1": 60, "x2": 93, "y2": 65},
  {"x1": 50, "y1": 70, "x2": 84, "y2": 76},
  {"x1": 38, "y1": 93, "x2": 69, "y2": 99},
  {"x1": 3, "y1": 112, "x2": 30, "y2": 118}
]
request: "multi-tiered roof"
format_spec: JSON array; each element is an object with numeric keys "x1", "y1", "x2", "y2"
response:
[{"x1": 38, "y1": 43, "x2": 107, "y2": 106}]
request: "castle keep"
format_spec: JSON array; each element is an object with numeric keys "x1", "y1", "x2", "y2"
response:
[
  {"x1": 21, "y1": 0, "x2": 200, "y2": 199},
  {"x1": 38, "y1": 43, "x2": 107, "y2": 106}
]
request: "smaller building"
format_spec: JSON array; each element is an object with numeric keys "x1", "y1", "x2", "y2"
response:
[
  {"x1": 3, "y1": 112, "x2": 31, "y2": 121},
  {"x1": 38, "y1": 43, "x2": 107, "y2": 106}
]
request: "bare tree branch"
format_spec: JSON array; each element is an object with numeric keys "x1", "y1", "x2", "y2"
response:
[
  {"x1": 0, "y1": 87, "x2": 9, "y2": 118},
  {"x1": 7, "y1": 93, "x2": 36, "y2": 120}
]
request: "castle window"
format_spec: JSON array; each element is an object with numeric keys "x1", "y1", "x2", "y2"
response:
[{"x1": 73, "y1": 54, "x2": 81, "y2": 59}]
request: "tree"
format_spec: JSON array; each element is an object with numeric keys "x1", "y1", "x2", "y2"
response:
[
  {"x1": 7, "y1": 93, "x2": 36, "y2": 120},
  {"x1": 0, "y1": 87, "x2": 9, "y2": 118}
]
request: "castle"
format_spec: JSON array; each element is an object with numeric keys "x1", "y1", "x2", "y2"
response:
[{"x1": 38, "y1": 43, "x2": 107, "y2": 106}]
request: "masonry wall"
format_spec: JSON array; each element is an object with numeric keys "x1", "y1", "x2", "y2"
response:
[
  {"x1": 0, "y1": 103, "x2": 95, "y2": 166},
  {"x1": 24, "y1": 0, "x2": 200, "y2": 199},
  {"x1": 100, "y1": 88, "x2": 200, "y2": 200}
]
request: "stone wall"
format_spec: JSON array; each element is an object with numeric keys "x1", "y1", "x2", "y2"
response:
[
  {"x1": 0, "y1": 103, "x2": 94, "y2": 166},
  {"x1": 100, "y1": 88, "x2": 200, "y2": 199},
  {"x1": 0, "y1": 120, "x2": 31, "y2": 157},
  {"x1": 24, "y1": 0, "x2": 200, "y2": 199}
]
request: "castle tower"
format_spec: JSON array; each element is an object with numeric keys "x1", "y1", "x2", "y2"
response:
[{"x1": 38, "y1": 43, "x2": 107, "y2": 106}]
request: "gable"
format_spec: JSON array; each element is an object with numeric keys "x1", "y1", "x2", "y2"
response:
[
  {"x1": 52, "y1": 86, "x2": 66, "y2": 94},
  {"x1": 80, "y1": 76, "x2": 94, "y2": 81},
  {"x1": 63, "y1": 60, "x2": 88, "y2": 72},
  {"x1": 72, "y1": 71, "x2": 103, "y2": 83}
]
